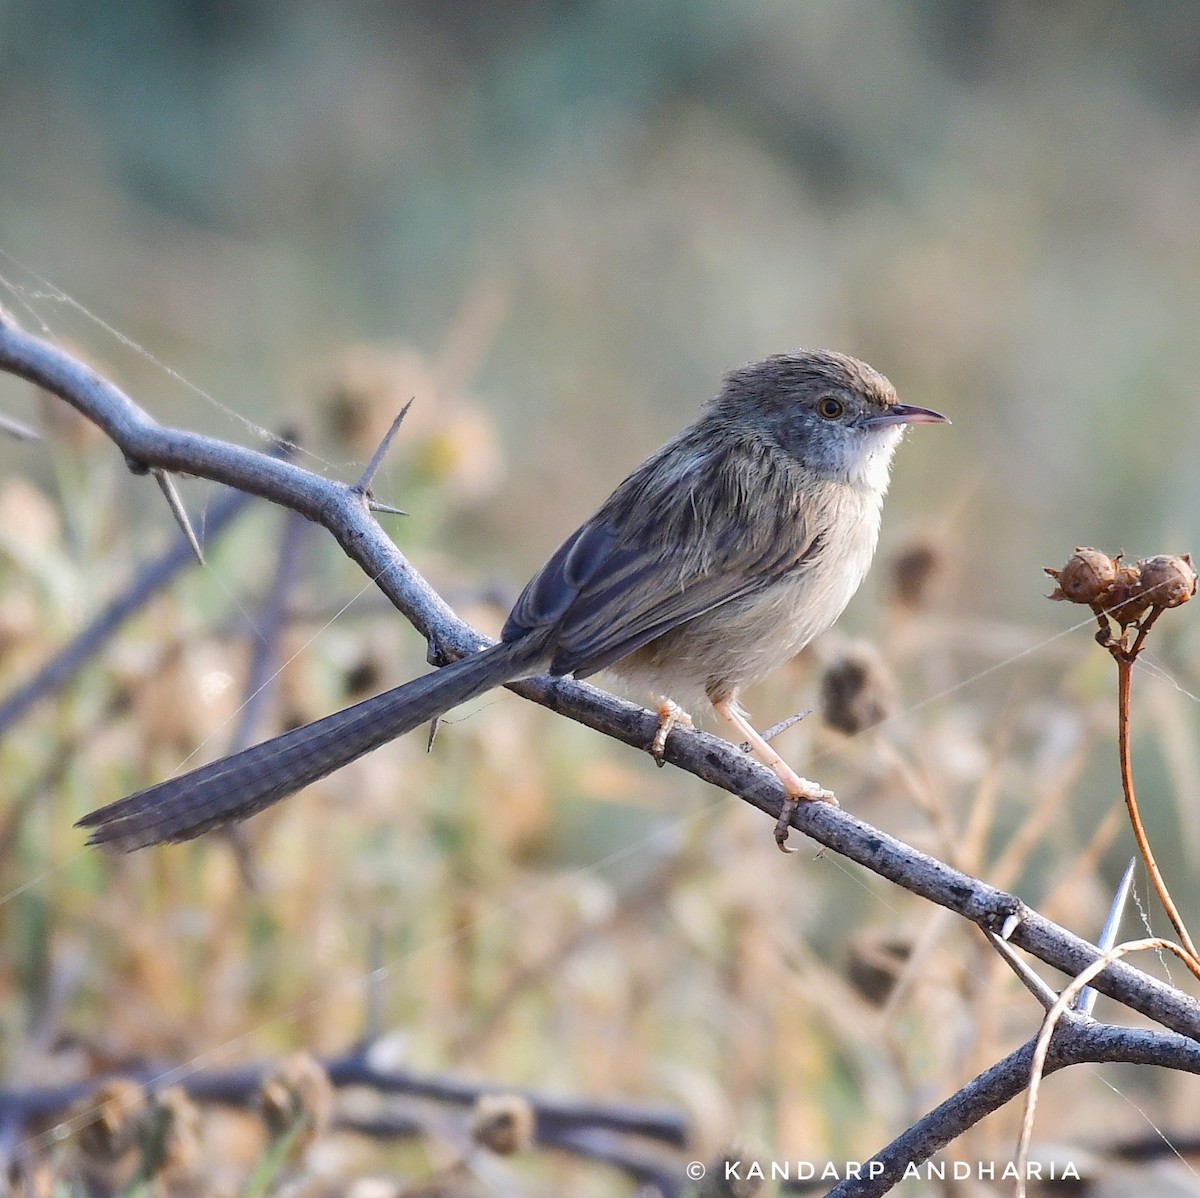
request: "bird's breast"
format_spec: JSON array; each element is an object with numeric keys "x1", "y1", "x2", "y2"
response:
[{"x1": 613, "y1": 483, "x2": 884, "y2": 706}]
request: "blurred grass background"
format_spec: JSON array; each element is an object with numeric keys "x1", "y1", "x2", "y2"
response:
[{"x1": 3, "y1": 1, "x2": 1200, "y2": 1193}]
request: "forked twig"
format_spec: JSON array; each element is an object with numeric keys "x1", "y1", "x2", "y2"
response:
[{"x1": 1013, "y1": 937, "x2": 1194, "y2": 1198}]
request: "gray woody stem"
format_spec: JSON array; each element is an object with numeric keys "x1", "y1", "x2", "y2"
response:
[{"x1": 5, "y1": 312, "x2": 1200, "y2": 1181}]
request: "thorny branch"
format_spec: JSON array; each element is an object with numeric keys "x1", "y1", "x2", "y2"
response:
[
  {"x1": 4, "y1": 313, "x2": 1200, "y2": 1190},
  {"x1": 824, "y1": 1016, "x2": 1200, "y2": 1198}
]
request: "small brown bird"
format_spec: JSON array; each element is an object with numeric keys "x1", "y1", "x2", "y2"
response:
[{"x1": 78, "y1": 351, "x2": 947, "y2": 852}]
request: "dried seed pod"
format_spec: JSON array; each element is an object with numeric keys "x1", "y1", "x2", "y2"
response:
[
  {"x1": 469, "y1": 1093, "x2": 536, "y2": 1156},
  {"x1": 72, "y1": 1079, "x2": 148, "y2": 1164},
  {"x1": 888, "y1": 538, "x2": 944, "y2": 610},
  {"x1": 1044, "y1": 548, "x2": 1117, "y2": 606},
  {"x1": 1138, "y1": 554, "x2": 1197, "y2": 609},
  {"x1": 141, "y1": 1087, "x2": 201, "y2": 1178},
  {"x1": 259, "y1": 1052, "x2": 334, "y2": 1149},
  {"x1": 1107, "y1": 562, "x2": 1155, "y2": 627},
  {"x1": 819, "y1": 642, "x2": 897, "y2": 736},
  {"x1": 324, "y1": 344, "x2": 434, "y2": 456}
]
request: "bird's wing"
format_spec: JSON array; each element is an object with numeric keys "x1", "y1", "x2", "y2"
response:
[{"x1": 502, "y1": 434, "x2": 819, "y2": 678}]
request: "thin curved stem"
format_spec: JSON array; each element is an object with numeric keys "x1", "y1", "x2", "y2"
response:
[{"x1": 1116, "y1": 655, "x2": 1200, "y2": 975}]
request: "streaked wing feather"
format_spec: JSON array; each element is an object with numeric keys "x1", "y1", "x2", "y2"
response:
[
  {"x1": 502, "y1": 521, "x2": 619, "y2": 640},
  {"x1": 502, "y1": 430, "x2": 816, "y2": 681},
  {"x1": 552, "y1": 533, "x2": 813, "y2": 677}
]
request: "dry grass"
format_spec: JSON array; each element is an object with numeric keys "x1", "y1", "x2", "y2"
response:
[{"x1": 1, "y1": 341, "x2": 1198, "y2": 1197}]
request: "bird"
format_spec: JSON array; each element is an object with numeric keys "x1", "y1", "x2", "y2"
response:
[{"x1": 77, "y1": 350, "x2": 947, "y2": 852}]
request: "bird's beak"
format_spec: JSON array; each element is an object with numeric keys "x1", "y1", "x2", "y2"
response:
[{"x1": 863, "y1": 403, "x2": 950, "y2": 428}]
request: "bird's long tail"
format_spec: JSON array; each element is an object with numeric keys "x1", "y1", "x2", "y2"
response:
[{"x1": 77, "y1": 637, "x2": 547, "y2": 851}]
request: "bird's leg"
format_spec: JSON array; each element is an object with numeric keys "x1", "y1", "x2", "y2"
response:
[
  {"x1": 710, "y1": 696, "x2": 836, "y2": 853},
  {"x1": 651, "y1": 698, "x2": 694, "y2": 765}
]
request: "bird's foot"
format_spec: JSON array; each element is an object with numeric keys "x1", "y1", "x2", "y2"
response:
[
  {"x1": 709, "y1": 696, "x2": 837, "y2": 852},
  {"x1": 773, "y1": 773, "x2": 837, "y2": 854},
  {"x1": 651, "y1": 699, "x2": 694, "y2": 765}
]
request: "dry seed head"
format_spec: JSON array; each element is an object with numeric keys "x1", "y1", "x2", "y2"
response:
[
  {"x1": 1044, "y1": 547, "x2": 1117, "y2": 606},
  {"x1": 888, "y1": 538, "x2": 944, "y2": 610},
  {"x1": 1108, "y1": 563, "x2": 1155, "y2": 627},
  {"x1": 1138, "y1": 554, "x2": 1197, "y2": 609},
  {"x1": 141, "y1": 1088, "x2": 201, "y2": 1178},
  {"x1": 72, "y1": 1079, "x2": 148, "y2": 1163},
  {"x1": 819, "y1": 641, "x2": 897, "y2": 736},
  {"x1": 469, "y1": 1093, "x2": 536, "y2": 1156},
  {"x1": 259, "y1": 1052, "x2": 334, "y2": 1148}
]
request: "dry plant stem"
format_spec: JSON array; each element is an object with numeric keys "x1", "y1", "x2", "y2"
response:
[
  {"x1": 223, "y1": 1112, "x2": 681, "y2": 1196},
  {"x1": 1115, "y1": 652, "x2": 1200, "y2": 974},
  {"x1": 1013, "y1": 937, "x2": 1194, "y2": 1198},
  {"x1": 0, "y1": 479, "x2": 263, "y2": 738},
  {"x1": 452, "y1": 860, "x2": 691, "y2": 1058},
  {"x1": 4, "y1": 323, "x2": 1200, "y2": 1035},
  {"x1": 537, "y1": 1126, "x2": 686, "y2": 1197},
  {"x1": 0, "y1": 1047, "x2": 687, "y2": 1148},
  {"x1": 7, "y1": 1024, "x2": 1196, "y2": 1198},
  {"x1": 823, "y1": 1017, "x2": 1200, "y2": 1198},
  {"x1": 7, "y1": 322, "x2": 1200, "y2": 1194}
]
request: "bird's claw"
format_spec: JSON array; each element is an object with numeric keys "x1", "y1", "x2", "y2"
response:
[
  {"x1": 650, "y1": 700, "x2": 693, "y2": 766},
  {"x1": 773, "y1": 782, "x2": 838, "y2": 852},
  {"x1": 774, "y1": 798, "x2": 799, "y2": 853}
]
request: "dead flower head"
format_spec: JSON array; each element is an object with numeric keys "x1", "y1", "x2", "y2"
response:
[
  {"x1": 888, "y1": 537, "x2": 945, "y2": 611},
  {"x1": 1046, "y1": 548, "x2": 1195, "y2": 630},
  {"x1": 71, "y1": 1079, "x2": 148, "y2": 1164},
  {"x1": 469, "y1": 1093, "x2": 536, "y2": 1156},
  {"x1": 1139, "y1": 554, "x2": 1198, "y2": 609},
  {"x1": 1044, "y1": 548, "x2": 1118, "y2": 607},
  {"x1": 819, "y1": 641, "x2": 897, "y2": 737},
  {"x1": 259, "y1": 1052, "x2": 334, "y2": 1150}
]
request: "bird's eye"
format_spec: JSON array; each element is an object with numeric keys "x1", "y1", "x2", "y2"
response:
[{"x1": 818, "y1": 397, "x2": 844, "y2": 419}]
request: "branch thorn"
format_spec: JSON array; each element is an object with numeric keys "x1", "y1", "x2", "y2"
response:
[
  {"x1": 987, "y1": 931, "x2": 1059, "y2": 1011},
  {"x1": 1076, "y1": 856, "x2": 1137, "y2": 1017},
  {"x1": 152, "y1": 468, "x2": 205, "y2": 566},
  {"x1": 354, "y1": 399, "x2": 413, "y2": 496},
  {"x1": 368, "y1": 499, "x2": 408, "y2": 517}
]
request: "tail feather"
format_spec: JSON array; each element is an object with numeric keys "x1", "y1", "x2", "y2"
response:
[{"x1": 77, "y1": 638, "x2": 545, "y2": 851}]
